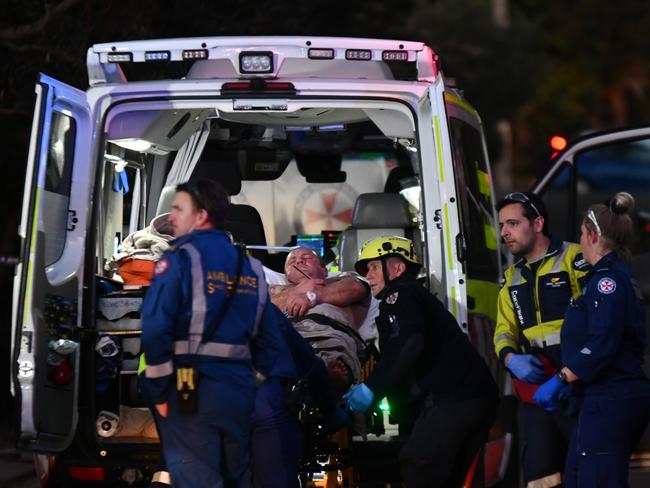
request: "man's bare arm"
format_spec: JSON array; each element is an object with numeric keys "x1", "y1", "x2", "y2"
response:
[{"x1": 313, "y1": 276, "x2": 368, "y2": 307}]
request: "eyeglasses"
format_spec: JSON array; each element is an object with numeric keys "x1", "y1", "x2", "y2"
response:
[
  {"x1": 503, "y1": 192, "x2": 542, "y2": 219},
  {"x1": 586, "y1": 209, "x2": 602, "y2": 236}
]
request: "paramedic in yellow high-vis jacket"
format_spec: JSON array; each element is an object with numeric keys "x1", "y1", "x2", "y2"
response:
[{"x1": 493, "y1": 192, "x2": 590, "y2": 488}]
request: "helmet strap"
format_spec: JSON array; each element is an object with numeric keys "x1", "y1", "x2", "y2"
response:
[{"x1": 381, "y1": 256, "x2": 391, "y2": 288}]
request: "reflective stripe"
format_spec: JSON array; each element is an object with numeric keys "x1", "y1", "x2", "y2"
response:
[
  {"x1": 526, "y1": 472, "x2": 561, "y2": 488},
  {"x1": 528, "y1": 333, "x2": 561, "y2": 348},
  {"x1": 152, "y1": 471, "x2": 172, "y2": 485},
  {"x1": 180, "y1": 243, "x2": 206, "y2": 354},
  {"x1": 145, "y1": 360, "x2": 174, "y2": 378},
  {"x1": 510, "y1": 268, "x2": 523, "y2": 286},
  {"x1": 550, "y1": 242, "x2": 569, "y2": 273},
  {"x1": 247, "y1": 256, "x2": 267, "y2": 338},
  {"x1": 174, "y1": 340, "x2": 251, "y2": 358},
  {"x1": 494, "y1": 333, "x2": 517, "y2": 345}
]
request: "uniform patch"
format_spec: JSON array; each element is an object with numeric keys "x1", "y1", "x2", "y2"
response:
[
  {"x1": 573, "y1": 254, "x2": 589, "y2": 270},
  {"x1": 597, "y1": 277, "x2": 616, "y2": 294},
  {"x1": 154, "y1": 258, "x2": 170, "y2": 276},
  {"x1": 386, "y1": 292, "x2": 399, "y2": 304}
]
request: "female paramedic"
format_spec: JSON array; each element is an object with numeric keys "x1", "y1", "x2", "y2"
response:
[
  {"x1": 534, "y1": 192, "x2": 650, "y2": 487},
  {"x1": 345, "y1": 236, "x2": 498, "y2": 488}
]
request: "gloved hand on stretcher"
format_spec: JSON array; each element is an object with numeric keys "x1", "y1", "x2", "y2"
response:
[{"x1": 343, "y1": 383, "x2": 374, "y2": 412}]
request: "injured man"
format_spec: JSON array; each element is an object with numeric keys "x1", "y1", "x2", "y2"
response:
[{"x1": 269, "y1": 247, "x2": 372, "y2": 393}]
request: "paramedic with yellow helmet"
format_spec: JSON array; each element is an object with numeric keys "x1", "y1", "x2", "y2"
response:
[{"x1": 345, "y1": 236, "x2": 498, "y2": 487}]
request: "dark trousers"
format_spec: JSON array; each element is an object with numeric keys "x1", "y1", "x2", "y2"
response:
[
  {"x1": 157, "y1": 375, "x2": 256, "y2": 488},
  {"x1": 249, "y1": 378, "x2": 303, "y2": 488},
  {"x1": 399, "y1": 395, "x2": 498, "y2": 488},
  {"x1": 565, "y1": 395, "x2": 650, "y2": 488},
  {"x1": 522, "y1": 401, "x2": 574, "y2": 485}
]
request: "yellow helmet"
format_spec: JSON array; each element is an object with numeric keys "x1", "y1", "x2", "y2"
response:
[{"x1": 354, "y1": 236, "x2": 419, "y2": 275}]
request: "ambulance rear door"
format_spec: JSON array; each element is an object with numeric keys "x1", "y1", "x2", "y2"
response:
[{"x1": 11, "y1": 74, "x2": 94, "y2": 452}]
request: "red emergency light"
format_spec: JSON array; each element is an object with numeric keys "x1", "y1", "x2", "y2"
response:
[
  {"x1": 68, "y1": 466, "x2": 105, "y2": 481},
  {"x1": 550, "y1": 135, "x2": 568, "y2": 151}
]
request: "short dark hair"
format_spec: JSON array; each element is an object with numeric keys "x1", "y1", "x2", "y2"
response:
[
  {"x1": 176, "y1": 179, "x2": 230, "y2": 229},
  {"x1": 496, "y1": 191, "x2": 550, "y2": 236}
]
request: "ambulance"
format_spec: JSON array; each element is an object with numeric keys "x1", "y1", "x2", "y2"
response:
[{"x1": 11, "y1": 36, "x2": 515, "y2": 486}]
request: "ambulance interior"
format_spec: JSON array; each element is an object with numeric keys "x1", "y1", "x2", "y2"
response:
[{"x1": 91, "y1": 102, "x2": 424, "y2": 443}]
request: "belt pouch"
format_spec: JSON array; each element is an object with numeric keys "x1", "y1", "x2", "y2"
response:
[{"x1": 176, "y1": 367, "x2": 198, "y2": 414}]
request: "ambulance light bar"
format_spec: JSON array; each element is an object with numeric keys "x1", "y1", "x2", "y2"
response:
[{"x1": 88, "y1": 36, "x2": 439, "y2": 85}]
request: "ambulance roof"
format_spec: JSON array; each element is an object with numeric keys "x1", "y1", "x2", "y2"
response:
[{"x1": 87, "y1": 36, "x2": 439, "y2": 86}]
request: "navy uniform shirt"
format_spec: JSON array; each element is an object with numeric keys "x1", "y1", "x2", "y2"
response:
[
  {"x1": 141, "y1": 229, "x2": 287, "y2": 404},
  {"x1": 561, "y1": 251, "x2": 650, "y2": 399},
  {"x1": 365, "y1": 276, "x2": 498, "y2": 420}
]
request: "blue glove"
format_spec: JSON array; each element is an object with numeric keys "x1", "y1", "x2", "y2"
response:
[
  {"x1": 506, "y1": 354, "x2": 546, "y2": 383},
  {"x1": 343, "y1": 383, "x2": 374, "y2": 412},
  {"x1": 533, "y1": 375, "x2": 568, "y2": 412}
]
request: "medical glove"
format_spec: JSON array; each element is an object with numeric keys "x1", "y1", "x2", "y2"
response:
[
  {"x1": 506, "y1": 354, "x2": 546, "y2": 383},
  {"x1": 533, "y1": 375, "x2": 568, "y2": 412},
  {"x1": 343, "y1": 383, "x2": 374, "y2": 412}
]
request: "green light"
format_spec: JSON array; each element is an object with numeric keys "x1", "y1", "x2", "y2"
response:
[{"x1": 379, "y1": 397, "x2": 390, "y2": 412}]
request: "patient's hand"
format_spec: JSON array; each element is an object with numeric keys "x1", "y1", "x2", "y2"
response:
[
  {"x1": 286, "y1": 292, "x2": 314, "y2": 317},
  {"x1": 292, "y1": 278, "x2": 325, "y2": 293}
]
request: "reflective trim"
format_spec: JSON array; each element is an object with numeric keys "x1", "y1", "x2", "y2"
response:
[
  {"x1": 550, "y1": 242, "x2": 569, "y2": 273},
  {"x1": 247, "y1": 256, "x2": 267, "y2": 338},
  {"x1": 180, "y1": 243, "x2": 206, "y2": 354},
  {"x1": 145, "y1": 360, "x2": 174, "y2": 378},
  {"x1": 510, "y1": 268, "x2": 523, "y2": 286},
  {"x1": 174, "y1": 340, "x2": 251, "y2": 359},
  {"x1": 526, "y1": 472, "x2": 561, "y2": 488},
  {"x1": 152, "y1": 471, "x2": 172, "y2": 485},
  {"x1": 494, "y1": 333, "x2": 517, "y2": 345},
  {"x1": 528, "y1": 333, "x2": 561, "y2": 348}
]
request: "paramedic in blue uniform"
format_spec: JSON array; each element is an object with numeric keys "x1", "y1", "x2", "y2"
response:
[
  {"x1": 141, "y1": 179, "x2": 286, "y2": 488},
  {"x1": 534, "y1": 192, "x2": 650, "y2": 487},
  {"x1": 345, "y1": 236, "x2": 499, "y2": 488}
]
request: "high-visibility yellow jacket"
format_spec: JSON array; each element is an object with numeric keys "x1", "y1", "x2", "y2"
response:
[{"x1": 494, "y1": 237, "x2": 591, "y2": 366}]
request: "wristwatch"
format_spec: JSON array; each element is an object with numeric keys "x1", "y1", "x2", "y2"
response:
[
  {"x1": 556, "y1": 369, "x2": 568, "y2": 384},
  {"x1": 306, "y1": 290, "x2": 317, "y2": 305}
]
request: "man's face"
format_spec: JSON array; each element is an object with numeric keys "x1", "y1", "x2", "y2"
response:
[
  {"x1": 498, "y1": 203, "x2": 540, "y2": 257},
  {"x1": 365, "y1": 257, "x2": 404, "y2": 297},
  {"x1": 169, "y1": 191, "x2": 202, "y2": 237},
  {"x1": 284, "y1": 247, "x2": 327, "y2": 284}
]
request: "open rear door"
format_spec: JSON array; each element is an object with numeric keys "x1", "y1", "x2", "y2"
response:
[
  {"x1": 11, "y1": 74, "x2": 93, "y2": 452},
  {"x1": 533, "y1": 127, "x2": 650, "y2": 479}
]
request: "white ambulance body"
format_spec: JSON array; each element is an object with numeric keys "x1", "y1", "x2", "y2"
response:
[{"x1": 11, "y1": 37, "x2": 512, "y2": 486}]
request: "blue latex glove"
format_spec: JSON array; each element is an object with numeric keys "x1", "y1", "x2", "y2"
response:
[
  {"x1": 533, "y1": 375, "x2": 568, "y2": 412},
  {"x1": 343, "y1": 383, "x2": 374, "y2": 412},
  {"x1": 506, "y1": 354, "x2": 546, "y2": 383}
]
